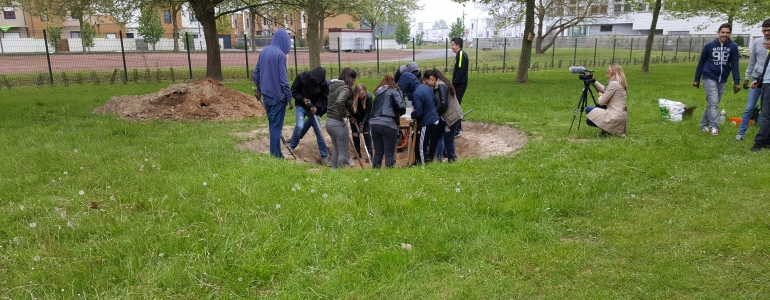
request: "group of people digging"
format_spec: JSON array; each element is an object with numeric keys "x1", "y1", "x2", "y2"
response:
[{"x1": 253, "y1": 29, "x2": 471, "y2": 168}]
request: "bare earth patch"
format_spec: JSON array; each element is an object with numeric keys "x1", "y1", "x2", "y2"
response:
[
  {"x1": 93, "y1": 78, "x2": 264, "y2": 121},
  {"x1": 235, "y1": 121, "x2": 528, "y2": 168}
]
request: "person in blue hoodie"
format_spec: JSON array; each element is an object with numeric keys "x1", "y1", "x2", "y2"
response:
[
  {"x1": 693, "y1": 23, "x2": 741, "y2": 136},
  {"x1": 398, "y1": 72, "x2": 442, "y2": 165},
  {"x1": 253, "y1": 29, "x2": 292, "y2": 158}
]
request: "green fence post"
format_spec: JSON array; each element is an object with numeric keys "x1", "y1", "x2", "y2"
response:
[
  {"x1": 412, "y1": 38, "x2": 415, "y2": 61},
  {"x1": 43, "y1": 29, "x2": 53, "y2": 85},
  {"x1": 629, "y1": 38, "x2": 633, "y2": 62},
  {"x1": 688, "y1": 37, "x2": 693, "y2": 60},
  {"x1": 293, "y1": 35, "x2": 297, "y2": 76},
  {"x1": 245, "y1": 35, "x2": 250, "y2": 79},
  {"x1": 445, "y1": 38, "x2": 448, "y2": 72},
  {"x1": 120, "y1": 31, "x2": 128, "y2": 82},
  {"x1": 674, "y1": 37, "x2": 680, "y2": 61},
  {"x1": 338, "y1": 37, "x2": 342, "y2": 73},
  {"x1": 376, "y1": 38, "x2": 380, "y2": 74},
  {"x1": 185, "y1": 32, "x2": 192, "y2": 79},
  {"x1": 475, "y1": 38, "x2": 479, "y2": 72},
  {"x1": 593, "y1": 39, "x2": 597, "y2": 66},
  {"x1": 611, "y1": 38, "x2": 616, "y2": 64},
  {"x1": 573, "y1": 38, "x2": 577, "y2": 66},
  {"x1": 503, "y1": 37, "x2": 507, "y2": 71},
  {"x1": 660, "y1": 37, "x2": 665, "y2": 61},
  {"x1": 551, "y1": 38, "x2": 555, "y2": 67}
]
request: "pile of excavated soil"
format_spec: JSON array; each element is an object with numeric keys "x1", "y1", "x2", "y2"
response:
[
  {"x1": 93, "y1": 78, "x2": 264, "y2": 121},
  {"x1": 234, "y1": 121, "x2": 528, "y2": 168}
]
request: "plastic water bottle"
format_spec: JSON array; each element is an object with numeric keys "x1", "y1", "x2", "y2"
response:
[{"x1": 719, "y1": 109, "x2": 726, "y2": 125}]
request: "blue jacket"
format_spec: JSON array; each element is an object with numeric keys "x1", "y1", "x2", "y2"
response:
[
  {"x1": 398, "y1": 72, "x2": 439, "y2": 126},
  {"x1": 694, "y1": 38, "x2": 741, "y2": 84},
  {"x1": 253, "y1": 29, "x2": 292, "y2": 105}
]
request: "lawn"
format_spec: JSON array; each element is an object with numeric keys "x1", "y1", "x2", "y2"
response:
[{"x1": 1, "y1": 61, "x2": 769, "y2": 299}]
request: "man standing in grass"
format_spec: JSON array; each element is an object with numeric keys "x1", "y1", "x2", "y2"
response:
[
  {"x1": 253, "y1": 29, "x2": 292, "y2": 158},
  {"x1": 451, "y1": 37, "x2": 469, "y2": 137},
  {"x1": 750, "y1": 30, "x2": 770, "y2": 151},
  {"x1": 288, "y1": 67, "x2": 331, "y2": 165},
  {"x1": 736, "y1": 19, "x2": 770, "y2": 141},
  {"x1": 693, "y1": 23, "x2": 741, "y2": 136}
]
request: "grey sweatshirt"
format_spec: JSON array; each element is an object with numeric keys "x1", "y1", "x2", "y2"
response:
[{"x1": 745, "y1": 37, "x2": 769, "y2": 79}]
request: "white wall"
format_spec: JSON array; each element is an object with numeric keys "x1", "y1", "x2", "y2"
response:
[{"x1": 0, "y1": 38, "x2": 52, "y2": 53}]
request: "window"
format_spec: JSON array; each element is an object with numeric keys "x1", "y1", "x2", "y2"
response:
[
  {"x1": 190, "y1": 12, "x2": 197, "y2": 22},
  {"x1": 600, "y1": 25, "x2": 612, "y2": 32},
  {"x1": 263, "y1": 17, "x2": 267, "y2": 26},
  {"x1": 164, "y1": 10, "x2": 171, "y2": 24},
  {"x1": 40, "y1": 16, "x2": 48, "y2": 22},
  {"x1": 106, "y1": 33, "x2": 116, "y2": 39},
  {"x1": 126, "y1": 32, "x2": 134, "y2": 38},
  {"x1": 70, "y1": 31, "x2": 81, "y2": 38},
  {"x1": 3, "y1": 7, "x2": 15, "y2": 19}
]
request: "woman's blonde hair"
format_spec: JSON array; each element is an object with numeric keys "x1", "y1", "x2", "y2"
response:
[
  {"x1": 351, "y1": 83, "x2": 367, "y2": 113},
  {"x1": 607, "y1": 63, "x2": 627, "y2": 89}
]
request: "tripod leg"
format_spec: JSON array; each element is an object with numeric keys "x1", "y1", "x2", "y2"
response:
[{"x1": 568, "y1": 87, "x2": 590, "y2": 134}]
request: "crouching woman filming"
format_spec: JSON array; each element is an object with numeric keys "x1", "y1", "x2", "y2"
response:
[{"x1": 585, "y1": 63, "x2": 628, "y2": 137}]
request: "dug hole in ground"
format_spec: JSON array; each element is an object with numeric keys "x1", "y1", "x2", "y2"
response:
[{"x1": 93, "y1": 78, "x2": 528, "y2": 168}]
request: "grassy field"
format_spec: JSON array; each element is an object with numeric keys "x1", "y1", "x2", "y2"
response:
[{"x1": 1, "y1": 61, "x2": 769, "y2": 299}]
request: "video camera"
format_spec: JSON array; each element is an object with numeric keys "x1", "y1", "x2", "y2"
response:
[{"x1": 569, "y1": 66, "x2": 595, "y2": 84}]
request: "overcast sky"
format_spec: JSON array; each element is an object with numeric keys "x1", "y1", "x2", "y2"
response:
[{"x1": 411, "y1": 0, "x2": 487, "y2": 25}]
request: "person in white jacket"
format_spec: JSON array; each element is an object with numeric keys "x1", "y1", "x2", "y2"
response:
[{"x1": 736, "y1": 18, "x2": 770, "y2": 141}]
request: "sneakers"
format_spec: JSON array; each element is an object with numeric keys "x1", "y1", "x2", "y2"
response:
[
  {"x1": 347, "y1": 156, "x2": 356, "y2": 167},
  {"x1": 735, "y1": 134, "x2": 744, "y2": 141},
  {"x1": 751, "y1": 143, "x2": 765, "y2": 152},
  {"x1": 710, "y1": 127, "x2": 719, "y2": 136},
  {"x1": 455, "y1": 129, "x2": 463, "y2": 138},
  {"x1": 701, "y1": 126, "x2": 709, "y2": 133},
  {"x1": 321, "y1": 157, "x2": 331, "y2": 166}
]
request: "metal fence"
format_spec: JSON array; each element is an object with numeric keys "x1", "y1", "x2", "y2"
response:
[{"x1": 0, "y1": 30, "x2": 723, "y2": 88}]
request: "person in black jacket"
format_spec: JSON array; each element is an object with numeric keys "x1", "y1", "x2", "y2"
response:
[
  {"x1": 451, "y1": 37, "x2": 469, "y2": 137},
  {"x1": 288, "y1": 67, "x2": 330, "y2": 164},
  {"x1": 349, "y1": 83, "x2": 373, "y2": 161},
  {"x1": 369, "y1": 75, "x2": 406, "y2": 168}
]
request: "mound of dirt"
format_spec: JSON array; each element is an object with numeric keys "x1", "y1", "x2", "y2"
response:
[
  {"x1": 234, "y1": 121, "x2": 528, "y2": 168},
  {"x1": 93, "y1": 78, "x2": 264, "y2": 121}
]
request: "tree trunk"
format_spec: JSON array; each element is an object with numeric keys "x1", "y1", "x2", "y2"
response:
[
  {"x1": 249, "y1": 10, "x2": 256, "y2": 52},
  {"x1": 534, "y1": 19, "x2": 545, "y2": 53},
  {"x1": 318, "y1": 11, "x2": 325, "y2": 56},
  {"x1": 202, "y1": 12, "x2": 223, "y2": 80},
  {"x1": 307, "y1": 1, "x2": 321, "y2": 69},
  {"x1": 642, "y1": 0, "x2": 662, "y2": 73},
  {"x1": 78, "y1": 18, "x2": 87, "y2": 53},
  {"x1": 171, "y1": 5, "x2": 180, "y2": 52},
  {"x1": 517, "y1": 0, "x2": 535, "y2": 83}
]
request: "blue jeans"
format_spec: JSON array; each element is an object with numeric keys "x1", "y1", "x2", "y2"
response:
[
  {"x1": 585, "y1": 106, "x2": 598, "y2": 127},
  {"x1": 739, "y1": 77, "x2": 763, "y2": 136},
  {"x1": 289, "y1": 106, "x2": 328, "y2": 158},
  {"x1": 263, "y1": 95, "x2": 286, "y2": 158}
]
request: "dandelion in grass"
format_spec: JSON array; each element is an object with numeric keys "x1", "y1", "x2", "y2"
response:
[
  {"x1": 106, "y1": 185, "x2": 110, "y2": 189},
  {"x1": 67, "y1": 222, "x2": 73, "y2": 228},
  {"x1": 79, "y1": 190, "x2": 84, "y2": 195},
  {"x1": 139, "y1": 165, "x2": 145, "y2": 171},
  {"x1": 522, "y1": 178, "x2": 526, "y2": 183},
  {"x1": 109, "y1": 195, "x2": 115, "y2": 201},
  {"x1": 30, "y1": 222, "x2": 36, "y2": 228},
  {"x1": 148, "y1": 198, "x2": 153, "y2": 203},
  {"x1": 294, "y1": 183, "x2": 301, "y2": 190},
  {"x1": 213, "y1": 173, "x2": 218, "y2": 178},
  {"x1": 80, "y1": 166, "x2": 83, "y2": 170},
  {"x1": 63, "y1": 171, "x2": 68, "y2": 175},
  {"x1": 33, "y1": 255, "x2": 40, "y2": 262},
  {"x1": 323, "y1": 193, "x2": 328, "y2": 198},
  {"x1": 144, "y1": 158, "x2": 149, "y2": 162},
  {"x1": 238, "y1": 277, "x2": 243, "y2": 282},
  {"x1": 457, "y1": 182, "x2": 461, "y2": 186},
  {"x1": 546, "y1": 207, "x2": 551, "y2": 211},
  {"x1": 292, "y1": 187, "x2": 296, "y2": 192},
  {"x1": 311, "y1": 189, "x2": 316, "y2": 193},
  {"x1": 158, "y1": 253, "x2": 164, "y2": 257},
  {"x1": 275, "y1": 204, "x2": 281, "y2": 209},
  {"x1": 52, "y1": 179, "x2": 55, "y2": 183},
  {"x1": 364, "y1": 178, "x2": 369, "y2": 183},
  {"x1": 203, "y1": 182, "x2": 207, "y2": 186},
  {"x1": 74, "y1": 149, "x2": 78, "y2": 153},
  {"x1": 13, "y1": 237, "x2": 20, "y2": 243},
  {"x1": 455, "y1": 188, "x2": 461, "y2": 193}
]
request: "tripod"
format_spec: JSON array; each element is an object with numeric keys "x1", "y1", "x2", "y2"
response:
[{"x1": 568, "y1": 78, "x2": 598, "y2": 134}]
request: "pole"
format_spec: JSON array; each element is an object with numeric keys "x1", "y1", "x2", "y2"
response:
[
  {"x1": 376, "y1": 38, "x2": 380, "y2": 74},
  {"x1": 688, "y1": 37, "x2": 693, "y2": 60},
  {"x1": 475, "y1": 38, "x2": 478, "y2": 72},
  {"x1": 0, "y1": 34, "x2": 4, "y2": 53},
  {"x1": 337, "y1": 36, "x2": 341, "y2": 74},
  {"x1": 660, "y1": 37, "x2": 665, "y2": 61},
  {"x1": 503, "y1": 37, "x2": 507, "y2": 71},
  {"x1": 551, "y1": 38, "x2": 555, "y2": 67},
  {"x1": 185, "y1": 32, "x2": 192, "y2": 79},
  {"x1": 573, "y1": 38, "x2": 577, "y2": 66},
  {"x1": 412, "y1": 38, "x2": 415, "y2": 61},
  {"x1": 445, "y1": 38, "x2": 448, "y2": 72},
  {"x1": 293, "y1": 35, "x2": 297, "y2": 76},
  {"x1": 43, "y1": 29, "x2": 53, "y2": 85},
  {"x1": 120, "y1": 31, "x2": 128, "y2": 83},
  {"x1": 611, "y1": 39, "x2": 616, "y2": 64},
  {"x1": 674, "y1": 37, "x2": 679, "y2": 61},
  {"x1": 593, "y1": 39, "x2": 597, "y2": 66},
  {"x1": 629, "y1": 38, "x2": 633, "y2": 62},
  {"x1": 245, "y1": 34, "x2": 250, "y2": 79}
]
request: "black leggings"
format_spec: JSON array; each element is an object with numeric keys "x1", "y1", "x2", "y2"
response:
[
  {"x1": 370, "y1": 124, "x2": 398, "y2": 168},
  {"x1": 350, "y1": 120, "x2": 372, "y2": 158}
]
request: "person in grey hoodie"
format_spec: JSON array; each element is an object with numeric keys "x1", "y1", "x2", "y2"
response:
[
  {"x1": 693, "y1": 23, "x2": 741, "y2": 136},
  {"x1": 253, "y1": 29, "x2": 292, "y2": 158},
  {"x1": 736, "y1": 18, "x2": 770, "y2": 141},
  {"x1": 369, "y1": 75, "x2": 406, "y2": 168},
  {"x1": 325, "y1": 68, "x2": 357, "y2": 169}
]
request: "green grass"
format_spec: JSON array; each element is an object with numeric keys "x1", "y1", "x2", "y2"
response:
[{"x1": 1, "y1": 62, "x2": 769, "y2": 299}]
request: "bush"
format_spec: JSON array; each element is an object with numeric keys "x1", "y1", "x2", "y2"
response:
[
  {"x1": 234, "y1": 42, "x2": 246, "y2": 50},
  {"x1": 733, "y1": 35, "x2": 745, "y2": 47},
  {"x1": 738, "y1": 46, "x2": 750, "y2": 58}
]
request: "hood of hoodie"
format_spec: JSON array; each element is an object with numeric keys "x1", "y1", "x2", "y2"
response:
[
  {"x1": 271, "y1": 29, "x2": 291, "y2": 54},
  {"x1": 397, "y1": 72, "x2": 421, "y2": 94},
  {"x1": 309, "y1": 67, "x2": 326, "y2": 82},
  {"x1": 328, "y1": 79, "x2": 347, "y2": 93}
]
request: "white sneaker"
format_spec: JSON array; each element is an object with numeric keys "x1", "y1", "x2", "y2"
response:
[
  {"x1": 347, "y1": 157, "x2": 356, "y2": 167},
  {"x1": 711, "y1": 127, "x2": 719, "y2": 136},
  {"x1": 735, "y1": 134, "x2": 744, "y2": 141},
  {"x1": 701, "y1": 126, "x2": 709, "y2": 133}
]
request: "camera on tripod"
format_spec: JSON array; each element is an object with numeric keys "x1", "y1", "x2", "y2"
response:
[
  {"x1": 569, "y1": 66, "x2": 596, "y2": 84},
  {"x1": 567, "y1": 66, "x2": 599, "y2": 134}
]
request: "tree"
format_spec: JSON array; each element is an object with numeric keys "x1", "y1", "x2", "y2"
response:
[
  {"x1": 216, "y1": 14, "x2": 232, "y2": 35},
  {"x1": 81, "y1": 21, "x2": 95, "y2": 52},
  {"x1": 395, "y1": 20, "x2": 410, "y2": 45},
  {"x1": 137, "y1": 7, "x2": 164, "y2": 50},
  {"x1": 15, "y1": 0, "x2": 117, "y2": 53},
  {"x1": 449, "y1": 17, "x2": 464, "y2": 39},
  {"x1": 434, "y1": 19, "x2": 448, "y2": 29},
  {"x1": 346, "y1": 21, "x2": 355, "y2": 29},
  {"x1": 45, "y1": 24, "x2": 62, "y2": 50},
  {"x1": 354, "y1": 0, "x2": 421, "y2": 45},
  {"x1": 415, "y1": 31, "x2": 424, "y2": 46},
  {"x1": 517, "y1": 0, "x2": 535, "y2": 83},
  {"x1": 641, "y1": 0, "x2": 662, "y2": 73}
]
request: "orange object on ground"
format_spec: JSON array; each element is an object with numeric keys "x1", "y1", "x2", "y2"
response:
[{"x1": 729, "y1": 117, "x2": 754, "y2": 127}]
